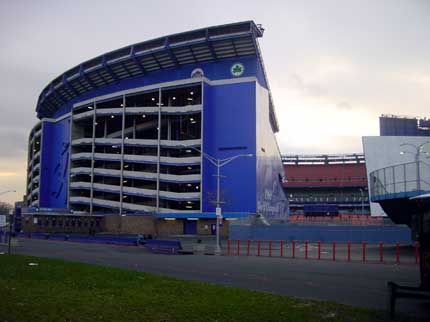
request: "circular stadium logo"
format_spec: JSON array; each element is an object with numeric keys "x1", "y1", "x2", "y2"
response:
[{"x1": 231, "y1": 63, "x2": 244, "y2": 77}]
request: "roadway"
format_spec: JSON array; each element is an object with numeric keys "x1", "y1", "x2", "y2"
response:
[{"x1": 1, "y1": 238, "x2": 429, "y2": 320}]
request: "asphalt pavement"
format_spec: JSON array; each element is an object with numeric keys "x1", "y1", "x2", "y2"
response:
[{"x1": 1, "y1": 238, "x2": 429, "y2": 320}]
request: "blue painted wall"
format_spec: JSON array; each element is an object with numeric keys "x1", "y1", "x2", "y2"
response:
[
  {"x1": 39, "y1": 117, "x2": 71, "y2": 208},
  {"x1": 202, "y1": 81, "x2": 257, "y2": 213},
  {"x1": 230, "y1": 224, "x2": 412, "y2": 243},
  {"x1": 255, "y1": 84, "x2": 288, "y2": 219}
]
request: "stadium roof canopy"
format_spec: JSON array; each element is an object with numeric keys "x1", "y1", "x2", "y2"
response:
[{"x1": 36, "y1": 20, "x2": 277, "y2": 130}]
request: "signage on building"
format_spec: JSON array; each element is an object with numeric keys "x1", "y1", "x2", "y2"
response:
[
  {"x1": 216, "y1": 207, "x2": 222, "y2": 218},
  {"x1": 230, "y1": 63, "x2": 244, "y2": 77}
]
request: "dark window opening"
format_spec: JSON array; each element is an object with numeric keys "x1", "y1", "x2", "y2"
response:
[
  {"x1": 125, "y1": 90, "x2": 159, "y2": 107},
  {"x1": 160, "y1": 113, "x2": 201, "y2": 140},
  {"x1": 160, "y1": 164, "x2": 200, "y2": 175},
  {"x1": 96, "y1": 97, "x2": 123, "y2": 110},
  {"x1": 161, "y1": 84, "x2": 201, "y2": 107}
]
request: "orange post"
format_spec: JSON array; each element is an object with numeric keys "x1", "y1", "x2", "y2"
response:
[
  {"x1": 292, "y1": 240, "x2": 296, "y2": 258},
  {"x1": 305, "y1": 241, "x2": 308, "y2": 259},
  {"x1": 269, "y1": 241, "x2": 272, "y2": 257},
  {"x1": 257, "y1": 240, "x2": 261, "y2": 256},
  {"x1": 247, "y1": 240, "x2": 251, "y2": 256},
  {"x1": 318, "y1": 240, "x2": 321, "y2": 260},
  {"x1": 332, "y1": 241, "x2": 336, "y2": 261},
  {"x1": 362, "y1": 241, "x2": 366, "y2": 262},
  {"x1": 415, "y1": 241, "x2": 419, "y2": 264},
  {"x1": 347, "y1": 241, "x2": 351, "y2": 262},
  {"x1": 280, "y1": 240, "x2": 284, "y2": 257},
  {"x1": 396, "y1": 242, "x2": 400, "y2": 264}
]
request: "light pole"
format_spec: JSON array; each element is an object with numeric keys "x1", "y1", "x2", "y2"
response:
[
  {"x1": 400, "y1": 141, "x2": 429, "y2": 192},
  {"x1": 185, "y1": 146, "x2": 253, "y2": 255}
]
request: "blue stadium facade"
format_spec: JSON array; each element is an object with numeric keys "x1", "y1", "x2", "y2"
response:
[{"x1": 25, "y1": 21, "x2": 287, "y2": 231}]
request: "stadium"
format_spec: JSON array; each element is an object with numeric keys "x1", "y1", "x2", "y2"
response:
[
  {"x1": 24, "y1": 21, "x2": 287, "y2": 235},
  {"x1": 282, "y1": 153, "x2": 372, "y2": 222}
]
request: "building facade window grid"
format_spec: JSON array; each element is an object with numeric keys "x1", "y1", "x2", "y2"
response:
[{"x1": 68, "y1": 82, "x2": 203, "y2": 215}]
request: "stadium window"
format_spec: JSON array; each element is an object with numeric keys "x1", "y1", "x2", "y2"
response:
[
  {"x1": 162, "y1": 84, "x2": 202, "y2": 107},
  {"x1": 125, "y1": 90, "x2": 159, "y2": 107},
  {"x1": 96, "y1": 97, "x2": 123, "y2": 110},
  {"x1": 74, "y1": 103, "x2": 94, "y2": 116}
]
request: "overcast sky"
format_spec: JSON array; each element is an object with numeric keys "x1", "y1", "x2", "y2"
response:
[{"x1": 0, "y1": 0, "x2": 429, "y2": 204}]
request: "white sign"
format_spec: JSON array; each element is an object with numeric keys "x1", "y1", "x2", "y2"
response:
[
  {"x1": 0, "y1": 215, "x2": 6, "y2": 227},
  {"x1": 216, "y1": 207, "x2": 222, "y2": 219}
]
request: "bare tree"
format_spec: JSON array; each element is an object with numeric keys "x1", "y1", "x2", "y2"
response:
[{"x1": 0, "y1": 201, "x2": 13, "y2": 215}]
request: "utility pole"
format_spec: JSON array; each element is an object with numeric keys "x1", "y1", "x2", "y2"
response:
[
  {"x1": 184, "y1": 146, "x2": 253, "y2": 255},
  {"x1": 8, "y1": 211, "x2": 13, "y2": 255}
]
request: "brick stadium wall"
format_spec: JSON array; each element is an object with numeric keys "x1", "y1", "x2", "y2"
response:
[
  {"x1": 22, "y1": 215, "x2": 103, "y2": 234},
  {"x1": 155, "y1": 219, "x2": 183, "y2": 236},
  {"x1": 101, "y1": 217, "x2": 230, "y2": 237},
  {"x1": 156, "y1": 219, "x2": 229, "y2": 237},
  {"x1": 102, "y1": 215, "x2": 156, "y2": 234},
  {"x1": 21, "y1": 215, "x2": 230, "y2": 237}
]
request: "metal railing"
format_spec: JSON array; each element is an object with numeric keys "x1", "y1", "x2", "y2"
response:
[{"x1": 369, "y1": 161, "x2": 430, "y2": 200}]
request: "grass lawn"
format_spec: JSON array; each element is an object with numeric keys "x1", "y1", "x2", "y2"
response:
[{"x1": 0, "y1": 254, "x2": 389, "y2": 322}]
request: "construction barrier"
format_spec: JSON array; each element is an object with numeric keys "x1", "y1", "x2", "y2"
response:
[{"x1": 226, "y1": 239, "x2": 420, "y2": 265}]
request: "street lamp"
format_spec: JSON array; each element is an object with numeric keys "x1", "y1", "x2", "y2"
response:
[
  {"x1": 185, "y1": 146, "x2": 253, "y2": 255},
  {"x1": 400, "y1": 141, "x2": 429, "y2": 192}
]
